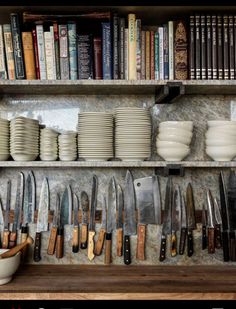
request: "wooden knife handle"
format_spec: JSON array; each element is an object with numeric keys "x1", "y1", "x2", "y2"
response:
[
  {"x1": 171, "y1": 231, "x2": 177, "y2": 257},
  {"x1": 229, "y1": 231, "x2": 236, "y2": 261},
  {"x1": 56, "y1": 227, "x2": 64, "y2": 259},
  {"x1": 179, "y1": 227, "x2": 187, "y2": 255},
  {"x1": 187, "y1": 230, "x2": 194, "y2": 257},
  {"x1": 104, "y1": 232, "x2": 112, "y2": 265},
  {"x1": 88, "y1": 230, "x2": 95, "y2": 261},
  {"x1": 72, "y1": 226, "x2": 79, "y2": 253},
  {"x1": 2, "y1": 230, "x2": 10, "y2": 249},
  {"x1": 47, "y1": 226, "x2": 58, "y2": 255},
  {"x1": 159, "y1": 234, "x2": 166, "y2": 262},
  {"x1": 208, "y1": 227, "x2": 215, "y2": 254},
  {"x1": 80, "y1": 224, "x2": 88, "y2": 249},
  {"x1": 33, "y1": 232, "x2": 42, "y2": 262},
  {"x1": 9, "y1": 231, "x2": 17, "y2": 249},
  {"x1": 124, "y1": 235, "x2": 131, "y2": 265},
  {"x1": 202, "y1": 225, "x2": 207, "y2": 250},
  {"x1": 0, "y1": 236, "x2": 33, "y2": 259},
  {"x1": 222, "y1": 231, "x2": 230, "y2": 262},
  {"x1": 136, "y1": 224, "x2": 146, "y2": 261},
  {"x1": 21, "y1": 226, "x2": 28, "y2": 260},
  {"x1": 215, "y1": 224, "x2": 222, "y2": 249},
  {"x1": 116, "y1": 228, "x2": 123, "y2": 257},
  {"x1": 94, "y1": 228, "x2": 106, "y2": 256}
]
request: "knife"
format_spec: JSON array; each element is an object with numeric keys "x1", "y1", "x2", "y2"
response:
[
  {"x1": 179, "y1": 192, "x2": 187, "y2": 255},
  {"x1": 94, "y1": 194, "x2": 107, "y2": 256},
  {"x1": 213, "y1": 197, "x2": 222, "y2": 249},
  {"x1": 72, "y1": 193, "x2": 79, "y2": 253},
  {"x1": 171, "y1": 185, "x2": 181, "y2": 257},
  {"x1": 124, "y1": 170, "x2": 136, "y2": 265},
  {"x1": 159, "y1": 177, "x2": 172, "y2": 262},
  {"x1": 88, "y1": 175, "x2": 98, "y2": 261},
  {"x1": 9, "y1": 172, "x2": 24, "y2": 249},
  {"x1": 0, "y1": 197, "x2": 4, "y2": 248},
  {"x1": 80, "y1": 191, "x2": 89, "y2": 249},
  {"x1": 227, "y1": 170, "x2": 236, "y2": 261},
  {"x1": 33, "y1": 177, "x2": 49, "y2": 262},
  {"x1": 219, "y1": 171, "x2": 230, "y2": 262},
  {"x1": 153, "y1": 175, "x2": 162, "y2": 225},
  {"x1": 2, "y1": 180, "x2": 11, "y2": 249},
  {"x1": 186, "y1": 183, "x2": 196, "y2": 257},
  {"x1": 116, "y1": 184, "x2": 123, "y2": 257},
  {"x1": 206, "y1": 189, "x2": 215, "y2": 254},
  {"x1": 47, "y1": 193, "x2": 60, "y2": 255},
  {"x1": 201, "y1": 203, "x2": 207, "y2": 250}
]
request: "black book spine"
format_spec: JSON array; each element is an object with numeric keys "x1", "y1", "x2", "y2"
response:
[
  {"x1": 200, "y1": 15, "x2": 206, "y2": 79},
  {"x1": 229, "y1": 15, "x2": 234, "y2": 80},
  {"x1": 119, "y1": 17, "x2": 125, "y2": 80},
  {"x1": 206, "y1": 15, "x2": 212, "y2": 79},
  {"x1": 217, "y1": 15, "x2": 223, "y2": 79},
  {"x1": 212, "y1": 15, "x2": 217, "y2": 80},
  {"x1": 223, "y1": 15, "x2": 229, "y2": 80},
  {"x1": 195, "y1": 14, "x2": 201, "y2": 79},
  {"x1": 234, "y1": 16, "x2": 236, "y2": 79},
  {"x1": 113, "y1": 13, "x2": 119, "y2": 79},
  {"x1": 77, "y1": 34, "x2": 94, "y2": 80},
  {"x1": 189, "y1": 15, "x2": 195, "y2": 79}
]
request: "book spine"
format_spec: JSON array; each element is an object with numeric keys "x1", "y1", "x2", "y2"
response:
[
  {"x1": 113, "y1": 13, "x2": 119, "y2": 79},
  {"x1": 128, "y1": 13, "x2": 136, "y2": 80},
  {"x1": 102, "y1": 22, "x2": 112, "y2": 80},
  {"x1": 217, "y1": 15, "x2": 223, "y2": 79},
  {"x1": 53, "y1": 23, "x2": 60, "y2": 79},
  {"x1": 206, "y1": 15, "x2": 212, "y2": 79},
  {"x1": 93, "y1": 37, "x2": 102, "y2": 79},
  {"x1": 189, "y1": 15, "x2": 195, "y2": 79},
  {"x1": 154, "y1": 31, "x2": 159, "y2": 80},
  {"x1": 223, "y1": 15, "x2": 229, "y2": 80},
  {"x1": 168, "y1": 21, "x2": 174, "y2": 80},
  {"x1": 195, "y1": 14, "x2": 201, "y2": 79},
  {"x1": 0, "y1": 25, "x2": 7, "y2": 79},
  {"x1": 50, "y1": 26, "x2": 57, "y2": 80},
  {"x1": 44, "y1": 31, "x2": 54, "y2": 80},
  {"x1": 212, "y1": 15, "x2": 217, "y2": 80},
  {"x1": 119, "y1": 18, "x2": 125, "y2": 80},
  {"x1": 59, "y1": 24, "x2": 69, "y2": 80},
  {"x1": 145, "y1": 31, "x2": 150, "y2": 80},
  {"x1": 136, "y1": 18, "x2": 141, "y2": 80},
  {"x1": 3, "y1": 24, "x2": 15, "y2": 80},
  {"x1": 124, "y1": 28, "x2": 128, "y2": 80},
  {"x1": 36, "y1": 24, "x2": 47, "y2": 80},
  {"x1": 32, "y1": 28, "x2": 40, "y2": 79},
  {"x1": 159, "y1": 26, "x2": 164, "y2": 80},
  {"x1": 174, "y1": 21, "x2": 188, "y2": 80},
  {"x1": 10, "y1": 13, "x2": 25, "y2": 79},
  {"x1": 150, "y1": 31, "x2": 155, "y2": 80},
  {"x1": 200, "y1": 15, "x2": 206, "y2": 79},
  {"x1": 163, "y1": 24, "x2": 169, "y2": 80},
  {"x1": 141, "y1": 30, "x2": 146, "y2": 80},
  {"x1": 22, "y1": 32, "x2": 36, "y2": 79},
  {"x1": 68, "y1": 22, "x2": 78, "y2": 80},
  {"x1": 78, "y1": 34, "x2": 93, "y2": 80},
  {"x1": 229, "y1": 15, "x2": 234, "y2": 80},
  {"x1": 234, "y1": 16, "x2": 236, "y2": 79}
]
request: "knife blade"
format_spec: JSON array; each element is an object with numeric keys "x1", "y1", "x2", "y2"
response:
[
  {"x1": 171, "y1": 185, "x2": 181, "y2": 257},
  {"x1": 227, "y1": 170, "x2": 236, "y2": 261},
  {"x1": 104, "y1": 176, "x2": 117, "y2": 264},
  {"x1": 213, "y1": 197, "x2": 222, "y2": 249},
  {"x1": 201, "y1": 203, "x2": 207, "y2": 250},
  {"x1": 0, "y1": 197, "x2": 4, "y2": 248},
  {"x1": 94, "y1": 194, "x2": 107, "y2": 256},
  {"x1": 33, "y1": 177, "x2": 49, "y2": 262},
  {"x1": 179, "y1": 192, "x2": 187, "y2": 255},
  {"x1": 72, "y1": 193, "x2": 79, "y2": 253},
  {"x1": 2, "y1": 180, "x2": 11, "y2": 249},
  {"x1": 186, "y1": 183, "x2": 196, "y2": 257},
  {"x1": 206, "y1": 189, "x2": 215, "y2": 254},
  {"x1": 88, "y1": 175, "x2": 98, "y2": 261},
  {"x1": 159, "y1": 177, "x2": 172, "y2": 262},
  {"x1": 47, "y1": 193, "x2": 60, "y2": 255},
  {"x1": 80, "y1": 191, "x2": 89, "y2": 250},
  {"x1": 153, "y1": 175, "x2": 162, "y2": 225},
  {"x1": 116, "y1": 184, "x2": 123, "y2": 257},
  {"x1": 124, "y1": 169, "x2": 136, "y2": 265}
]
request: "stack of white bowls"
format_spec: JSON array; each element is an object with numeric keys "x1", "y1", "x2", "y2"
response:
[
  {"x1": 0, "y1": 118, "x2": 10, "y2": 161},
  {"x1": 40, "y1": 128, "x2": 59, "y2": 161},
  {"x1": 115, "y1": 107, "x2": 151, "y2": 161},
  {"x1": 77, "y1": 112, "x2": 113, "y2": 161},
  {"x1": 156, "y1": 121, "x2": 193, "y2": 161},
  {"x1": 206, "y1": 120, "x2": 236, "y2": 161},
  {"x1": 58, "y1": 131, "x2": 77, "y2": 161},
  {"x1": 10, "y1": 117, "x2": 39, "y2": 161}
]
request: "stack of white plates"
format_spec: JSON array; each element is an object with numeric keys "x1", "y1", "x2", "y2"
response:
[
  {"x1": 77, "y1": 112, "x2": 113, "y2": 161},
  {"x1": 156, "y1": 121, "x2": 193, "y2": 161},
  {"x1": 40, "y1": 128, "x2": 59, "y2": 161},
  {"x1": 10, "y1": 116, "x2": 39, "y2": 161},
  {"x1": 206, "y1": 120, "x2": 236, "y2": 161},
  {"x1": 58, "y1": 131, "x2": 77, "y2": 161},
  {"x1": 115, "y1": 107, "x2": 151, "y2": 161},
  {"x1": 0, "y1": 118, "x2": 10, "y2": 161}
]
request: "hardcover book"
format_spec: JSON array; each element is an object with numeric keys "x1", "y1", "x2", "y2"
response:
[
  {"x1": 223, "y1": 15, "x2": 229, "y2": 80},
  {"x1": 93, "y1": 37, "x2": 102, "y2": 79},
  {"x1": 174, "y1": 21, "x2": 188, "y2": 80},
  {"x1": 206, "y1": 15, "x2": 212, "y2": 79},
  {"x1": 128, "y1": 13, "x2": 136, "y2": 80},
  {"x1": 200, "y1": 15, "x2": 206, "y2": 79},
  {"x1": 102, "y1": 22, "x2": 112, "y2": 80},
  {"x1": 0, "y1": 25, "x2": 7, "y2": 79},
  {"x1": 195, "y1": 14, "x2": 201, "y2": 79},
  {"x1": 113, "y1": 13, "x2": 119, "y2": 79},
  {"x1": 36, "y1": 23, "x2": 47, "y2": 80},
  {"x1": 3, "y1": 24, "x2": 16, "y2": 80},
  {"x1": 189, "y1": 15, "x2": 195, "y2": 79},
  {"x1": 217, "y1": 15, "x2": 223, "y2": 79},
  {"x1": 212, "y1": 15, "x2": 217, "y2": 80},
  {"x1": 77, "y1": 34, "x2": 94, "y2": 79},
  {"x1": 68, "y1": 22, "x2": 78, "y2": 80},
  {"x1": 59, "y1": 24, "x2": 70, "y2": 80},
  {"x1": 22, "y1": 32, "x2": 36, "y2": 79}
]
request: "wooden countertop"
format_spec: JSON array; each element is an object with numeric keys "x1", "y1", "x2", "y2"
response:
[{"x1": 0, "y1": 265, "x2": 236, "y2": 300}]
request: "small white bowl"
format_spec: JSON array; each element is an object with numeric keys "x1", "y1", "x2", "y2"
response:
[
  {"x1": 158, "y1": 133, "x2": 192, "y2": 145},
  {"x1": 157, "y1": 146, "x2": 190, "y2": 161},
  {"x1": 159, "y1": 121, "x2": 193, "y2": 131},
  {"x1": 206, "y1": 145, "x2": 236, "y2": 161},
  {"x1": 0, "y1": 249, "x2": 21, "y2": 285},
  {"x1": 158, "y1": 127, "x2": 193, "y2": 138},
  {"x1": 207, "y1": 120, "x2": 236, "y2": 127},
  {"x1": 156, "y1": 139, "x2": 189, "y2": 150},
  {"x1": 205, "y1": 137, "x2": 236, "y2": 146}
]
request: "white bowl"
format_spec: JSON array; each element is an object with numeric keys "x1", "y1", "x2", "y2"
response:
[
  {"x1": 205, "y1": 137, "x2": 236, "y2": 146},
  {"x1": 206, "y1": 145, "x2": 236, "y2": 161},
  {"x1": 158, "y1": 127, "x2": 193, "y2": 138},
  {"x1": 0, "y1": 249, "x2": 21, "y2": 285},
  {"x1": 157, "y1": 146, "x2": 190, "y2": 161},
  {"x1": 205, "y1": 131, "x2": 236, "y2": 141},
  {"x1": 207, "y1": 127, "x2": 236, "y2": 136},
  {"x1": 156, "y1": 140, "x2": 189, "y2": 150},
  {"x1": 158, "y1": 133, "x2": 192, "y2": 145},
  {"x1": 207, "y1": 120, "x2": 236, "y2": 127},
  {"x1": 159, "y1": 121, "x2": 193, "y2": 131}
]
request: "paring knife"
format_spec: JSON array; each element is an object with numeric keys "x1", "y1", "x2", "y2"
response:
[
  {"x1": 206, "y1": 189, "x2": 215, "y2": 254},
  {"x1": 213, "y1": 197, "x2": 222, "y2": 249},
  {"x1": 201, "y1": 203, "x2": 207, "y2": 250},
  {"x1": 47, "y1": 193, "x2": 60, "y2": 255},
  {"x1": 171, "y1": 185, "x2": 181, "y2": 257},
  {"x1": 72, "y1": 193, "x2": 79, "y2": 253},
  {"x1": 116, "y1": 184, "x2": 123, "y2": 257},
  {"x1": 88, "y1": 175, "x2": 98, "y2": 261},
  {"x1": 227, "y1": 170, "x2": 236, "y2": 261},
  {"x1": 34, "y1": 177, "x2": 49, "y2": 262},
  {"x1": 186, "y1": 183, "x2": 196, "y2": 257},
  {"x1": 2, "y1": 180, "x2": 11, "y2": 249},
  {"x1": 94, "y1": 194, "x2": 107, "y2": 256},
  {"x1": 80, "y1": 191, "x2": 89, "y2": 249},
  {"x1": 179, "y1": 192, "x2": 187, "y2": 255}
]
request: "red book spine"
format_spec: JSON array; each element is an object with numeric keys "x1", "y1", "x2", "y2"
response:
[
  {"x1": 93, "y1": 37, "x2": 102, "y2": 79},
  {"x1": 32, "y1": 28, "x2": 40, "y2": 79},
  {"x1": 150, "y1": 30, "x2": 155, "y2": 80}
]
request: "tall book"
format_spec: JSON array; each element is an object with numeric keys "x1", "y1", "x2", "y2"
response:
[
  {"x1": 154, "y1": 31, "x2": 159, "y2": 80},
  {"x1": 229, "y1": 15, "x2": 234, "y2": 80},
  {"x1": 0, "y1": 25, "x2": 7, "y2": 79},
  {"x1": 128, "y1": 13, "x2": 136, "y2": 80},
  {"x1": 145, "y1": 31, "x2": 150, "y2": 80},
  {"x1": 10, "y1": 13, "x2": 25, "y2": 79},
  {"x1": 22, "y1": 32, "x2": 36, "y2": 79},
  {"x1": 234, "y1": 16, "x2": 236, "y2": 79},
  {"x1": 195, "y1": 14, "x2": 201, "y2": 80},
  {"x1": 174, "y1": 21, "x2": 188, "y2": 80},
  {"x1": 44, "y1": 29, "x2": 56, "y2": 80},
  {"x1": 77, "y1": 34, "x2": 93, "y2": 79},
  {"x1": 119, "y1": 18, "x2": 125, "y2": 80},
  {"x1": 206, "y1": 15, "x2": 212, "y2": 79},
  {"x1": 32, "y1": 28, "x2": 40, "y2": 79},
  {"x1": 217, "y1": 15, "x2": 223, "y2": 80},
  {"x1": 36, "y1": 23, "x2": 47, "y2": 80},
  {"x1": 124, "y1": 28, "x2": 128, "y2": 80},
  {"x1": 93, "y1": 37, "x2": 102, "y2": 79},
  {"x1": 113, "y1": 13, "x2": 119, "y2": 79},
  {"x1": 200, "y1": 15, "x2": 206, "y2": 79},
  {"x1": 102, "y1": 22, "x2": 112, "y2": 80},
  {"x1": 3, "y1": 24, "x2": 15, "y2": 80},
  {"x1": 53, "y1": 23, "x2": 60, "y2": 79},
  {"x1": 59, "y1": 24, "x2": 69, "y2": 80},
  {"x1": 223, "y1": 15, "x2": 229, "y2": 80},
  {"x1": 68, "y1": 22, "x2": 78, "y2": 80},
  {"x1": 163, "y1": 24, "x2": 169, "y2": 80},
  {"x1": 158, "y1": 26, "x2": 164, "y2": 80},
  {"x1": 168, "y1": 21, "x2": 174, "y2": 80},
  {"x1": 150, "y1": 30, "x2": 155, "y2": 80},
  {"x1": 136, "y1": 18, "x2": 141, "y2": 80},
  {"x1": 189, "y1": 15, "x2": 195, "y2": 79},
  {"x1": 212, "y1": 15, "x2": 217, "y2": 80}
]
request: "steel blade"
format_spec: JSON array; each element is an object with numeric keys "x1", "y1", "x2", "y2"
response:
[
  {"x1": 213, "y1": 197, "x2": 222, "y2": 225},
  {"x1": 153, "y1": 175, "x2": 161, "y2": 225},
  {"x1": 53, "y1": 193, "x2": 60, "y2": 227},
  {"x1": 60, "y1": 185, "x2": 72, "y2": 227},
  {"x1": 0, "y1": 198, "x2": 4, "y2": 233},
  {"x1": 28, "y1": 171, "x2": 36, "y2": 224},
  {"x1": 227, "y1": 170, "x2": 236, "y2": 230},
  {"x1": 162, "y1": 177, "x2": 172, "y2": 235},
  {"x1": 81, "y1": 191, "x2": 89, "y2": 224},
  {"x1": 172, "y1": 185, "x2": 181, "y2": 232},
  {"x1": 73, "y1": 193, "x2": 79, "y2": 227},
  {"x1": 186, "y1": 183, "x2": 196, "y2": 230},
  {"x1": 180, "y1": 191, "x2": 187, "y2": 228},
  {"x1": 101, "y1": 194, "x2": 107, "y2": 230},
  {"x1": 107, "y1": 176, "x2": 117, "y2": 233},
  {"x1": 124, "y1": 170, "x2": 136, "y2": 236},
  {"x1": 89, "y1": 175, "x2": 98, "y2": 231},
  {"x1": 206, "y1": 189, "x2": 214, "y2": 228},
  {"x1": 23, "y1": 171, "x2": 35, "y2": 225},
  {"x1": 4, "y1": 180, "x2": 11, "y2": 229},
  {"x1": 117, "y1": 184, "x2": 123, "y2": 229},
  {"x1": 36, "y1": 177, "x2": 49, "y2": 233},
  {"x1": 13, "y1": 172, "x2": 24, "y2": 232},
  {"x1": 219, "y1": 171, "x2": 229, "y2": 231}
]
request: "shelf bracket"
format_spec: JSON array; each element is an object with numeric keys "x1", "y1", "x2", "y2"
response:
[
  {"x1": 163, "y1": 164, "x2": 185, "y2": 177},
  {"x1": 155, "y1": 82, "x2": 185, "y2": 104}
]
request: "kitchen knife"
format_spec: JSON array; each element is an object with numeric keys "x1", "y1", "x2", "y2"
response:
[
  {"x1": 94, "y1": 194, "x2": 107, "y2": 256},
  {"x1": 206, "y1": 189, "x2": 215, "y2": 254},
  {"x1": 219, "y1": 171, "x2": 230, "y2": 262},
  {"x1": 153, "y1": 175, "x2": 162, "y2": 225},
  {"x1": 116, "y1": 184, "x2": 123, "y2": 257},
  {"x1": 227, "y1": 170, "x2": 236, "y2": 261},
  {"x1": 9, "y1": 172, "x2": 24, "y2": 249},
  {"x1": 201, "y1": 203, "x2": 207, "y2": 250},
  {"x1": 33, "y1": 177, "x2": 49, "y2": 262},
  {"x1": 171, "y1": 185, "x2": 181, "y2": 257},
  {"x1": 80, "y1": 191, "x2": 89, "y2": 249},
  {"x1": 179, "y1": 192, "x2": 187, "y2": 255},
  {"x1": 72, "y1": 193, "x2": 79, "y2": 253},
  {"x1": 186, "y1": 183, "x2": 196, "y2": 257},
  {"x1": 105, "y1": 176, "x2": 117, "y2": 264},
  {"x1": 0, "y1": 197, "x2": 4, "y2": 247},
  {"x1": 88, "y1": 175, "x2": 98, "y2": 261},
  {"x1": 47, "y1": 193, "x2": 60, "y2": 255},
  {"x1": 2, "y1": 180, "x2": 11, "y2": 249},
  {"x1": 213, "y1": 197, "x2": 222, "y2": 249},
  {"x1": 159, "y1": 177, "x2": 172, "y2": 262},
  {"x1": 124, "y1": 169, "x2": 136, "y2": 265}
]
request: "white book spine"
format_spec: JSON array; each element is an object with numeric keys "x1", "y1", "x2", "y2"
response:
[
  {"x1": 36, "y1": 24, "x2": 47, "y2": 80},
  {"x1": 50, "y1": 26, "x2": 57, "y2": 79},
  {"x1": 128, "y1": 14, "x2": 136, "y2": 80},
  {"x1": 136, "y1": 19, "x2": 141, "y2": 80},
  {"x1": 0, "y1": 25, "x2": 7, "y2": 79},
  {"x1": 124, "y1": 28, "x2": 128, "y2": 80},
  {"x1": 44, "y1": 31, "x2": 54, "y2": 80},
  {"x1": 168, "y1": 21, "x2": 174, "y2": 80},
  {"x1": 159, "y1": 27, "x2": 164, "y2": 80}
]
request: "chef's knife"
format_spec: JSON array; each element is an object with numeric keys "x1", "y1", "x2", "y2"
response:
[
  {"x1": 153, "y1": 175, "x2": 162, "y2": 225},
  {"x1": 179, "y1": 192, "x2": 187, "y2": 255},
  {"x1": 33, "y1": 177, "x2": 49, "y2": 262},
  {"x1": 227, "y1": 170, "x2": 236, "y2": 261},
  {"x1": 0, "y1": 197, "x2": 4, "y2": 248},
  {"x1": 206, "y1": 189, "x2": 215, "y2": 254},
  {"x1": 88, "y1": 175, "x2": 98, "y2": 261},
  {"x1": 186, "y1": 183, "x2": 196, "y2": 257},
  {"x1": 124, "y1": 169, "x2": 136, "y2": 265},
  {"x1": 80, "y1": 191, "x2": 89, "y2": 249},
  {"x1": 201, "y1": 203, "x2": 207, "y2": 250},
  {"x1": 47, "y1": 193, "x2": 60, "y2": 255},
  {"x1": 171, "y1": 185, "x2": 181, "y2": 257},
  {"x1": 2, "y1": 180, "x2": 11, "y2": 249},
  {"x1": 213, "y1": 197, "x2": 222, "y2": 249},
  {"x1": 94, "y1": 194, "x2": 107, "y2": 256},
  {"x1": 159, "y1": 177, "x2": 172, "y2": 262},
  {"x1": 116, "y1": 184, "x2": 123, "y2": 257},
  {"x1": 72, "y1": 193, "x2": 79, "y2": 253}
]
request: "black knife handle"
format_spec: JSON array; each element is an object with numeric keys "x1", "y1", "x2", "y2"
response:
[
  {"x1": 159, "y1": 234, "x2": 166, "y2": 262},
  {"x1": 34, "y1": 232, "x2": 42, "y2": 262},
  {"x1": 187, "y1": 230, "x2": 194, "y2": 257},
  {"x1": 215, "y1": 224, "x2": 222, "y2": 249},
  {"x1": 229, "y1": 231, "x2": 236, "y2": 261},
  {"x1": 222, "y1": 231, "x2": 230, "y2": 262},
  {"x1": 202, "y1": 225, "x2": 207, "y2": 250},
  {"x1": 179, "y1": 227, "x2": 187, "y2": 255},
  {"x1": 124, "y1": 235, "x2": 131, "y2": 265}
]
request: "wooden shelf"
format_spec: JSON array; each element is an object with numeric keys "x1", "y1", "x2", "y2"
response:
[{"x1": 0, "y1": 265, "x2": 236, "y2": 300}]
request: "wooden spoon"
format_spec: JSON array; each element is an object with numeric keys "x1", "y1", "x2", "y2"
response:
[{"x1": 0, "y1": 236, "x2": 34, "y2": 259}]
